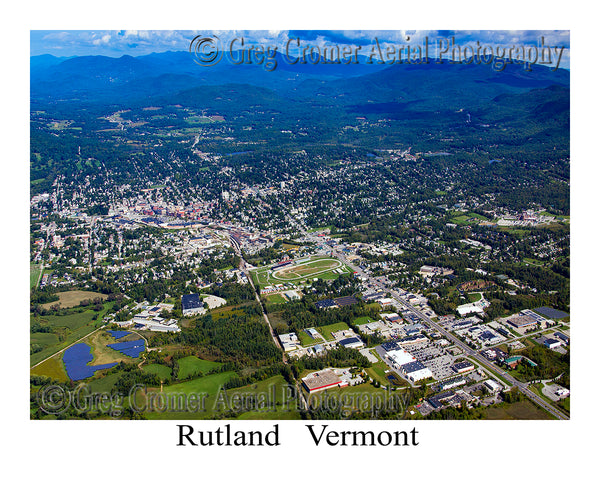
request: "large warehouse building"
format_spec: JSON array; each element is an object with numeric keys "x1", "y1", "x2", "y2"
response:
[
  {"x1": 181, "y1": 293, "x2": 205, "y2": 316},
  {"x1": 302, "y1": 369, "x2": 343, "y2": 393},
  {"x1": 386, "y1": 347, "x2": 433, "y2": 383}
]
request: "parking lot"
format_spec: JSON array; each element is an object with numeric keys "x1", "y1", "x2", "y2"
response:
[{"x1": 404, "y1": 343, "x2": 456, "y2": 380}]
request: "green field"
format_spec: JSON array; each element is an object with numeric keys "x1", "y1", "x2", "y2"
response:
[
  {"x1": 30, "y1": 263, "x2": 43, "y2": 290},
  {"x1": 42, "y1": 310, "x2": 98, "y2": 330},
  {"x1": 298, "y1": 330, "x2": 321, "y2": 346},
  {"x1": 317, "y1": 322, "x2": 350, "y2": 341},
  {"x1": 145, "y1": 374, "x2": 302, "y2": 420},
  {"x1": 30, "y1": 332, "x2": 59, "y2": 346},
  {"x1": 143, "y1": 364, "x2": 173, "y2": 381},
  {"x1": 142, "y1": 371, "x2": 238, "y2": 419},
  {"x1": 264, "y1": 293, "x2": 287, "y2": 305},
  {"x1": 484, "y1": 399, "x2": 554, "y2": 419},
  {"x1": 306, "y1": 379, "x2": 411, "y2": 417},
  {"x1": 176, "y1": 356, "x2": 223, "y2": 380},
  {"x1": 87, "y1": 372, "x2": 125, "y2": 394},
  {"x1": 354, "y1": 316, "x2": 377, "y2": 326},
  {"x1": 162, "y1": 371, "x2": 236, "y2": 396},
  {"x1": 467, "y1": 292, "x2": 483, "y2": 302}
]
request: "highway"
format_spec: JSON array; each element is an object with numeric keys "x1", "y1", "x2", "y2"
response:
[{"x1": 330, "y1": 249, "x2": 569, "y2": 420}]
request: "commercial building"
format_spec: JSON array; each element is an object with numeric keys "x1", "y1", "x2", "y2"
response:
[
  {"x1": 438, "y1": 377, "x2": 467, "y2": 391},
  {"x1": 302, "y1": 369, "x2": 343, "y2": 393},
  {"x1": 305, "y1": 327, "x2": 319, "y2": 339},
  {"x1": 543, "y1": 338, "x2": 562, "y2": 349},
  {"x1": 278, "y1": 332, "x2": 300, "y2": 352},
  {"x1": 182, "y1": 293, "x2": 205, "y2": 316},
  {"x1": 338, "y1": 337, "x2": 364, "y2": 349},
  {"x1": 133, "y1": 316, "x2": 180, "y2": 333},
  {"x1": 386, "y1": 346, "x2": 433, "y2": 382},
  {"x1": 457, "y1": 303, "x2": 484, "y2": 316},
  {"x1": 452, "y1": 361, "x2": 475, "y2": 374},
  {"x1": 506, "y1": 314, "x2": 538, "y2": 329},
  {"x1": 484, "y1": 379, "x2": 502, "y2": 393},
  {"x1": 402, "y1": 361, "x2": 433, "y2": 382}
]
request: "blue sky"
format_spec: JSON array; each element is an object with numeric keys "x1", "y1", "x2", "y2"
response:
[{"x1": 30, "y1": 30, "x2": 570, "y2": 68}]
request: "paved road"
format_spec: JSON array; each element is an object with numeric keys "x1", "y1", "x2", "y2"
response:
[{"x1": 330, "y1": 248, "x2": 569, "y2": 420}]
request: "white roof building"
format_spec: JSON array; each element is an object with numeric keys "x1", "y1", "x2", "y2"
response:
[
  {"x1": 484, "y1": 379, "x2": 502, "y2": 393},
  {"x1": 387, "y1": 348, "x2": 417, "y2": 367}
]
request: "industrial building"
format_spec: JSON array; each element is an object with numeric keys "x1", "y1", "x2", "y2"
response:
[
  {"x1": 386, "y1": 346, "x2": 433, "y2": 383},
  {"x1": 457, "y1": 303, "x2": 484, "y2": 316},
  {"x1": 438, "y1": 377, "x2": 467, "y2": 391},
  {"x1": 133, "y1": 316, "x2": 180, "y2": 333},
  {"x1": 338, "y1": 337, "x2": 364, "y2": 349},
  {"x1": 278, "y1": 332, "x2": 300, "y2": 352},
  {"x1": 506, "y1": 314, "x2": 538, "y2": 329},
  {"x1": 544, "y1": 338, "x2": 562, "y2": 349},
  {"x1": 484, "y1": 379, "x2": 502, "y2": 393},
  {"x1": 452, "y1": 361, "x2": 475, "y2": 374},
  {"x1": 302, "y1": 369, "x2": 343, "y2": 393},
  {"x1": 181, "y1": 293, "x2": 205, "y2": 316},
  {"x1": 305, "y1": 327, "x2": 320, "y2": 339}
]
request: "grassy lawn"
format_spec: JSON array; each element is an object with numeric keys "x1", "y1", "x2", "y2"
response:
[
  {"x1": 484, "y1": 399, "x2": 554, "y2": 419},
  {"x1": 41, "y1": 310, "x2": 98, "y2": 330},
  {"x1": 87, "y1": 372, "x2": 124, "y2": 394},
  {"x1": 298, "y1": 330, "x2": 321, "y2": 347},
  {"x1": 354, "y1": 316, "x2": 376, "y2": 325},
  {"x1": 366, "y1": 362, "x2": 391, "y2": 386},
  {"x1": 176, "y1": 356, "x2": 223, "y2": 380},
  {"x1": 306, "y1": 380, "x2": 410, "y2": 417},
  {"x1": 318, "y1": 321, "x2": 350, "y2": 340},
  {"x1": 141, "y1": 372, "x2": 238, "y2": 419},
  {"x1": 142, "y1": 364, "x2": 172, "y2": 381},
  {"x1": 524, "y1": 257, "x2": 546, "y2": 266},
  {"x1": 467, "y1": 292, "x2": 482, "y2": 302},
  {"x1": 144, "y1": 374, "x2": 302, "y2": 420},
  {"x1": 264, "y1": 293, "x2": 287, "y2": 305},
  {"x1": 161, "y1": 371, "x2": 237, "y2": 396},
  {"x1": 30, "y1": 332, "x2": 59, "y2": 346}
]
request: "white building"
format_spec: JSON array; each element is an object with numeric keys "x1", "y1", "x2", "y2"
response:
[
  {"x1": 457, "y1": 303, "x2": 484, "y2": 316},
  {"x1": 484, "y1": 379, "x2": 502, "y2": 393},
  {"x1": 279, "y1": 332, "x2": 300, "y2": 352}
]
